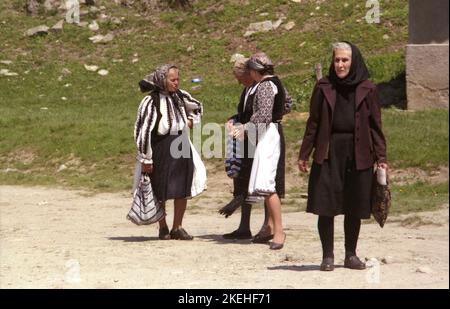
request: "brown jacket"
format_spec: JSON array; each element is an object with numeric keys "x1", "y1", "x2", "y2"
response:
[{"x1": 298, "y1": 78, "x2": 387, "y2": 170}]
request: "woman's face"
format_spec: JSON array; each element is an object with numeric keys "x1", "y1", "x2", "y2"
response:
[
  {"x1": 166, "y1": 68, "x2": 179, "y2": 92},
  {"x1": 234, "y1": 72, "x2": 253, "y2": 87},
  {"x1": 249, "y1": 69, "x2": 262, "y2": 82},
  {"x1": 333, "y1": 48, "x2": 352, "y2": 79}
]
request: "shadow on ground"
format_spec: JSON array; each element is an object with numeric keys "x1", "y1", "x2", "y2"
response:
[
  {"x1": 108, "y1": 236, "x2": 159, "y2": 242},
  {"x1": 268, "y1": 265, "x2": 344, "y2": 272}
]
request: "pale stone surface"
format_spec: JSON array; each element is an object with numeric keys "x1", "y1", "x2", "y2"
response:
[
  {"x1": 89, "y1": 33, "x2": 114, "y2": 44},
  {"x1": 244, "y1": 20, "x2": 273, "y2": 37},
  {"x1": 50, "y1": 20, "x2": 64, "y2": 32},
  {"x1": 284, "y1": 21, "x2": 295, "y2": 31},
  {"x1": 84, "y1": 64, "x2": 99, "y2": 72},
  {"x1": 25, "y1": 25, "x2": 49, "y2": 37},
  {"x1": 229, "y1": 53, "x2": 245, "y2": 63},
  {"x1": 97, "y1": 69, "x2": 109, "y2": 76},
  {"x1": 406, "y1": 44, "x2": 449, "y2": 109},
  {"x1": 407, "y1": 0, "x2": 449, "y2": 109}
]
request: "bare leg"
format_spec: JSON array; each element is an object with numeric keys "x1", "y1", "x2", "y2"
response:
[
  {"x1": 256, "y1": 200, "x2": 272, "y2": 236},
  {"x1": 157, "y1": 202, "x2": 170, "y2": 240},
  {"x1": 158, "y1": 202, "x2": 168, "y2": 229},
  {"x1": 173, "y1": 198, "x2": 187, "y2": 230},
  {"x1": 266, "y1": 193, "x2": 284, "y2": 244},
  {"x1": 170, "y1": 198, "x2": 193, "y2": 240},
  {"x1": 267, "y1": 210, "x2": 274, "y2": 234}
]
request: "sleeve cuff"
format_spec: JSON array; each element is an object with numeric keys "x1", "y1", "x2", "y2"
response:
[{"x1": 136, "y1": 154, "x2": 153, "y2": 164}]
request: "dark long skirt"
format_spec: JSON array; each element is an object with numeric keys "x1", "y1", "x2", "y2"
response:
[
  {"x1": 275, "y1": 123, "x2": 285, "y2": 198},
  {"x1": 151, "y1": 132, "x2": 194, "y2": 203},
  {"x1": 233, "y1": 157, "x2": 253, "y2": 197},
  {"x1": 306, "y1": 133, "x2": 372, "y2": 219}
]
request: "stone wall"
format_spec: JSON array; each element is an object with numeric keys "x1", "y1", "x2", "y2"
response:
[{"x1": 407, "y1": 0, "x2": 449, "y2": 109}]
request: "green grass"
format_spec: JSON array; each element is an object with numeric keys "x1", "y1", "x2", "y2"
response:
[
  {"x1": 390, "y1": 181, "x2": 449, "y2": 215},
  {"x1": 383, "y1": 108, "x2": 449, "y2": 169}
]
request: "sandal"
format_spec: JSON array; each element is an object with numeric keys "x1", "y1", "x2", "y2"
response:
[
  {"x1": 158, "y1": 227, "x2": 170, "y2": 240},
  {"x1": 170, "y1": 227, "x2": 194, "y2": 240}
]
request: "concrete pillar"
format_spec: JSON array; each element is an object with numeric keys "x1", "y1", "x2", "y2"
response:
[{"x1": 407, "y1": 0, "x2": 449, "y2": 109}]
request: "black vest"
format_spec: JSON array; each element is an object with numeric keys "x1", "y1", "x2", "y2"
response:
[{"x1": 236, "y1": 86, "x2": 255, "y2": 125}]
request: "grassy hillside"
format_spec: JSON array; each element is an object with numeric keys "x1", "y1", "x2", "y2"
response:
[{"x1": 0, "y1": 0, "x2": 448, "y2": 212}]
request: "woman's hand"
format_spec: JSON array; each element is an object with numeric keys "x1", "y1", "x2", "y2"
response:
[
  {"x1": 377, "y1": 162, "x2": 388, "y2": 170},
  {"x1": 187, "y1": 118, "x2": 193, "y2": 129},
  {"x1": 225, "y1": 120, "x2": 235, "y2": 136},
  {"x1": 142, "y1": 163, "x2": 153, "y2": 174},
  {"x1": 232, "y1": 124, "x2": 245, "y2": 141},
  {"x1": 298, "y1": 160, "x2": 309, "y2": 173}
]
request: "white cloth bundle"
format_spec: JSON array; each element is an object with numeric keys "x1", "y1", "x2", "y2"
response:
[
  {"x1": 132, "y1": 140, "x2": 207, "y2": 199},
  {"x1": 128, "y1": 173, "x2": 165, "y2": 225},
  {"x1": 189, "y1": 139, "x2": 207, "y2": 197},
  {"x1": 376, "y1": 166, "x2": 387, "y2": 185},
  {"x1": 248, "y1": 123, "x2": 280, "y2": 195}
]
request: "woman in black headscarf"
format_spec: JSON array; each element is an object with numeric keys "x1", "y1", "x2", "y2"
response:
[{"x1": 298, "y1": 42, "x2": 388, "y2": 271}]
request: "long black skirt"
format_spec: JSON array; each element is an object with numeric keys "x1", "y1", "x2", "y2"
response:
[
  {"x1": 275, "y1": 123, "x2": 285, "y2": 198},
  {"x1": 306, "y1": 133, "x2": 372, "y2": 219},
  {"x1": 151, "y1": 132, "x2": 194, "y2": 203},
  {"x1": 233, "y1": 157, "x2": 253, "y2": 197}
]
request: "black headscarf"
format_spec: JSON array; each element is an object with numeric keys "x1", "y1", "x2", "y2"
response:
[{"x1": 328, "y1": 42, "x2": 369, "y2": 87}]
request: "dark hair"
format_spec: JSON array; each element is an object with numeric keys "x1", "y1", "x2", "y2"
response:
[
  {"x1": 138, "y1": 80, "x2": 156, "y2": 93},
  {"x1": 247, "y1": 54, "x2": 275, "y2": 75},
  {"x1": 259, "y1": 66, "x2": 274, "y2": 75}
]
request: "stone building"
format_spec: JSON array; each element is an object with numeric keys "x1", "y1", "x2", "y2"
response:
[{"x1": 407, "y1": 0, "x2": 449, "y2": 109}]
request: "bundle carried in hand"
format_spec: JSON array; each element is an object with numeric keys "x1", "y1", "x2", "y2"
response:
[
  {"x1": 371, "y1": 166, "x2": 391, "y2": 228},
  {"x1": 225, "y1": 133, "x2": 242, "y2": 178}
]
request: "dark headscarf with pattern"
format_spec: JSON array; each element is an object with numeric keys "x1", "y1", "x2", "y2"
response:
[
  {"x1": 247, "y1": 52, "x2": 274, "y2": 75},
  {"x1": 328, "y1": 41, "x2": 369, "y2": 87}
]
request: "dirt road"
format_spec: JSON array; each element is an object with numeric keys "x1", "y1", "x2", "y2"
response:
[{"x1": 0, "y1": 183, "x2": 448, "y2": 289}]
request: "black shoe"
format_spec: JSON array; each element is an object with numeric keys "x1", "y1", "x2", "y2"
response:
[
  {"x1": 269, "y1": 233, "x2": 286, "y2": 250},
  {"x1": 344, "y1": 256, "x2": 366, "y2": 270},
  {"x1": 158, "y1": 227, "x2": 170, "y2": 240},
  {"x1": 320, "y1": 257, "x2": 335, "y2": 271},
  {"x1": 223, "y1": 230, "x2": 252, "y2": 240},
  {"x1": 170, "y1": 228, "x2": 194, "y2": 240},
  {"x1": 252, "y1": 233, "x2": 274, "y2": 244}
]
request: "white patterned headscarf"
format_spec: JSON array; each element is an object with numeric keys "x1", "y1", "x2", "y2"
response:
[
  {"x1": 233, "y1": 57, "x2": 249, "y2": 77},
  {"x1": 139, "y1": 64, "x2": 178, "y2": 93}
]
